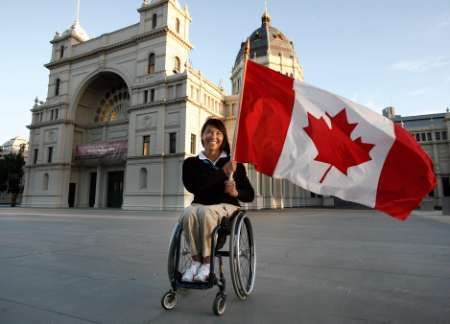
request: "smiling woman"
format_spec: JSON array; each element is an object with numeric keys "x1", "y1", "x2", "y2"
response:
[{"x1": 179, "y1": 118, "x2": 254, "y2": 282}]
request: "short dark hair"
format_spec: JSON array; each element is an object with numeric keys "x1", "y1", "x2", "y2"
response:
[{"x1": 200, "y1": 118, "x2": 231, "y2": 155}]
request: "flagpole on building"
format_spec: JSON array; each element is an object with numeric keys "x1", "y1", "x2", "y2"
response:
[
  {"x1": 229, "y1": 40, "x2": 250, "y2": 181},
  {"x1": 231, "y1": 39, "x2": 250, "y2": 162}
]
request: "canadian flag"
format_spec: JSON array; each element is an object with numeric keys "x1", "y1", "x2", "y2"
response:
[{"x1": 234, "y1": 60, "x2": 436, "y2": 220}]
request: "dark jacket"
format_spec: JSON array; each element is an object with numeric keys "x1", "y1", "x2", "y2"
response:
[{"x1": 182, "y1": 155, "x2": 255, "y2": 206}]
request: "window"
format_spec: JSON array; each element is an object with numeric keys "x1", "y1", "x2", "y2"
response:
[
  {"x1": 144, "y1": 90, "x2": 148, "y2": 103},
  {"x1": 190, "y1": 134, "x2": 196, "y2": 155},
  {"x1": 43, "y1": 173, "x2": 49, "y2": 191},
  {"x1": 435, "y1": 132, "x2": 441, "y2": 141},
  {"x1": 421, "y1": 133, "x2": 426, "y2": 141},
  {"x1": 47, "y1": 147, "x2": 53, "y2": 163},
  {"x1": 169, "y1": 132, "x2": 176, "y2": 154},
  {"x1": 148, "y1": 53, "x2": 155, "y2": 74},
  {"x1": 443, "y1": 131, "x2": 448, "y2": 140},
  {"x1": 174, "y1": 56, "x2": 181, "y2": 73},
  {"x1": 60, "y1": 45, "x2": 64, "y2": 58},
  {"x1": 415, "y1": 134, "x2": 420, "y2": 142},
  {"x1": 152, "y1": 13, "x2": 158, "y2": 29},
  {"x1": 196, "y1": 88, "x2": 200, "y2": 102},
  {"x1": 175, "y1": 84, "x2": 182, "y2": 98},
  {"x1": 139, "y1": 168, "x2": 148, "y2": 189},
  {"x1": 50, "y1": 110, "x2": 54, "y2": 121},
  {"x1": 168, "y1": 86, "x2": 174, "y2": 99},
  {"x1": 54, "y1": 109, "x2": 59, "y2": 120},
  {"x1": 426, "y1": 132, "x2": 432, "y2": 141},
  {"x1": 150, "y1": 89, "x2": 155, "y2": 102},
  {"x1": 176, "y1": 18, "x2": 180, "y2": 33},
  {"x1": 442, "y1": 177, "x2": 450, "y2": 197},
  {"x1": 33, "y1": 149, "x2": 38, "y2": 164},
  {"x1": 39, "y1": 112, "x2": 43, "y2": 122},
  {"x1": 143, "y1": 135, "x2": 150, "y2": 156},
  {"x1": 55, "y1": 78, "x2": 60, "y2": 96}
]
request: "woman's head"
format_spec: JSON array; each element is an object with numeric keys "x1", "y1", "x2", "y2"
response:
[{"x1": 200, "y1": 118, "x2": 230, "y2": 155}]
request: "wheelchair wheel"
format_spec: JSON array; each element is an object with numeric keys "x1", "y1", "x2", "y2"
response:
[
  {"x1": 167, "y1": 224, "x2": 191, "y2": 283},
  {"x1": 229, "y1": 213, "x2": 256, "y2": 300},
  {"x1": 161, "y1": 290, "x2": 177, "y2": 310},
  {"x1": 212, "y1": 292, "x2": 227, "y2": 316}
]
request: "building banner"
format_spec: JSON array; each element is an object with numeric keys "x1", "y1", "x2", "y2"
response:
[{"x1": 75, "y1": 140, "x2": 128, "y2": 161}]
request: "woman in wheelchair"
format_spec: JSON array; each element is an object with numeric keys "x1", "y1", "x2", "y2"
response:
[{"x1": 180, "y1": 118, "x2": 254, "y2": 282}]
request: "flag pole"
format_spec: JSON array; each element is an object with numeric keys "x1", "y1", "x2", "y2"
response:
[
  {"x1": 229, "y1": 40, "x2": 250, "y2": 181},
  {"x1": 231, "y1": 40, "x2": 250, "y2": 161}
]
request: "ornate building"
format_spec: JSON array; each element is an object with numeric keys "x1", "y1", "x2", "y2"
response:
[
  {"x1": 383, "y1": 106, "x2": 450, "y2": 209},
  {"x1": 22, "y1": 0, "x2": 324, "y2": 209},
  {"x1": 1, "y1": 137, "x2": 28, "y2": 158}
]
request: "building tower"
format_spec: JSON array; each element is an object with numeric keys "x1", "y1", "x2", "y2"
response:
[{"x1": 224, "y1": 8, "x2": 314, "y2": 210}]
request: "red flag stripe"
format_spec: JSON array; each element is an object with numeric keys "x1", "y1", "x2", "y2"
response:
[
  {"x1": 375, "y1": 124, "x2": 437, "y2": 220},
  {"x1": 235, "y1": 60, "x2": 295, "y2": 175}
]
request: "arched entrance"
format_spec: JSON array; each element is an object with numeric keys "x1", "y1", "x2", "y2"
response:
[{"x1": 70, "y1": 72, "x2": 130, "y2": 208}]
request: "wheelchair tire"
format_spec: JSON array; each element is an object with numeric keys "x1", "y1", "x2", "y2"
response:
[
  {"x1": 167, "y1": 224, "x2": 192, "y2": 284},
  {"x1": 212, "y1": 292, "x2": 227, "y2": 316},
  {"x1": 230, "y1": 213, "x2": 256, "y2": 300},
  {"x1": 167, "y1": 224, "x2": 181, "y2": 282},
  {"x1": 161, "y1": 291, "x2": 177, "y2": 310}
]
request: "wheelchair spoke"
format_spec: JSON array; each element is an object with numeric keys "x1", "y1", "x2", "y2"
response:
[
  {"x1": 237, "y1": 219, "x2": 254, "y2": 291},
  {"x1": 179, "y1": 236, "x2": 191, "y2": 273}
]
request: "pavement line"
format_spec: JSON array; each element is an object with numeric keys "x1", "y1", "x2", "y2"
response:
[
  {"x1": 0, "y1": 296, "x2": 101, "y2": 324},
  {"x1": 0, "y1": 213, "x2": 176, "y2": 221}
]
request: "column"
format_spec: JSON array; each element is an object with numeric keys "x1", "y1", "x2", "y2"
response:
[{"x1": 94, "y1": 165, "x2": 102, "y2": 208}]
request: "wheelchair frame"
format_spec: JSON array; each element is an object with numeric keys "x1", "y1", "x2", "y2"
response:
[{"x1": 161, "y1": 210, "x2": 256, "y2": 315}]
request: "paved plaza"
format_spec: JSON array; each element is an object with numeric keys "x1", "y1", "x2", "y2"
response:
[{"x1": 0, "y1": 207, "x2": 449, "y2": 324}]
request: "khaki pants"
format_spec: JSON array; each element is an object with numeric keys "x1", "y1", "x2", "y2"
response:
[{"x1": 180, "y1": 203, "x2": 239, "y2": 258}]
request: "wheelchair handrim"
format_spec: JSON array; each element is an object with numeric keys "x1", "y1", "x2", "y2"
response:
[{"x1": 235, "y1": 215, "x2": 256, "y2": 295}]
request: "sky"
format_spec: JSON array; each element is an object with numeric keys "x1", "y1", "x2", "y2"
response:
[{"x1": 0, "y1": 0, "x2": 449, "y2": 144}]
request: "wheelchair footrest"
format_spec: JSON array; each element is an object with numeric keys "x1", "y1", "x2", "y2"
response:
[{"x1": 215, "y1": 251, "x2": 230, "y2": 257}]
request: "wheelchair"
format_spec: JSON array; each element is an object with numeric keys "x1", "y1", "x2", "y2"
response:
[{"x1": 161, "y1": 210, "x2": 256, "y2": 316}]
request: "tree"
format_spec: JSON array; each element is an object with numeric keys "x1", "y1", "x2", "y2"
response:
[{"x1": 0, "y1": 153, "x2": 25, "y2": 206}]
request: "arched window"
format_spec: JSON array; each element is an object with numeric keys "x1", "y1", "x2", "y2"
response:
[
  {"x1": 139, "y1": 168, "x2": 148, "y2": 189},
  {"x1": 55, "y1": 78, "x2": 60, "y2": 96},
  {"x1": 43, "y1": 173, "x2": 49, "y2": 191},
  {"x1": 60, "y1": 45, "x2": 65, "y2": 58},
  {"x1": 152, "y1": 13, "x2": 158, "y2": 29},
  {"x1": 174, "y1": 56, "x2": 181, "y2": 73},
  {"x1": 176, "y1": 18, "x2": 180, "y2": 33},
  {"x1": 148, "y1": 53, "x2": 155, "y2": 74}
]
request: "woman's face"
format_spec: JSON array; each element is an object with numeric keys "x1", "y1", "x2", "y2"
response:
[{"x1": 202, "y1": 125, "x2": 224, "y2": 153}]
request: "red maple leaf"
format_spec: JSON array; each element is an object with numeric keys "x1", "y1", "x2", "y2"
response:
[{"x1": 303, "y1": 108, "x2": 375, "y2": 183}]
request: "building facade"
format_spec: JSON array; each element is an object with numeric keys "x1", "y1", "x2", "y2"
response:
[
  {"x1": 383, "y1": 107, "x2": 450, "y2": 209},
  {"x1": 22, "y1": 0, "x2": 326, "y2": 209}
]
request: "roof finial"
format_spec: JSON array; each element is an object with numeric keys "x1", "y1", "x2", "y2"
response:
[{"x1": 262, "y1": 0, "x2": 271, "y2": 25}]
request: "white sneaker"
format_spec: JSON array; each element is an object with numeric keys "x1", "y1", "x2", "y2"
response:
[
  {"x1": 181, "y1": 261, "x2": 200, "y2": 282},
  {"x1": 194, "y1": 264, "x2": 210, "y2": 282}
]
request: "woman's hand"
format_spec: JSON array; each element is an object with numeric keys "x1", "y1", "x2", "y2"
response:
[
  {"x1": 222, "y1": 161, "x2": 237, "y2": 177},
  {"x1": 224, "y1": 180, "x2": 239, "y2": 198}
]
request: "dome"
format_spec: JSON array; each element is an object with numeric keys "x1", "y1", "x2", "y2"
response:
[{"x1": 233, "y1": 11, "x2": 298, "y2": 69}]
